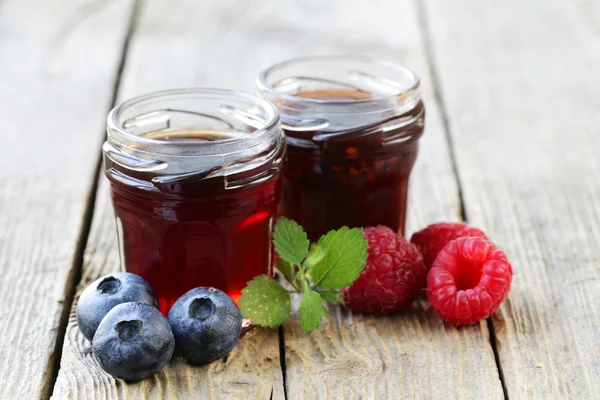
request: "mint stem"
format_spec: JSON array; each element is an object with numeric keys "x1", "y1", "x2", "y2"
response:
[
  {"x1": 289, "y1": 279, "x2": 300, "y2": 291},
  {"x1": 301, "y1": 280, "x2": 310, "y2": 293}
]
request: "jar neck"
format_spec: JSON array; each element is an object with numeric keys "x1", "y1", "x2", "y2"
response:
[
  {"x1": 262, "y1": 90, "x2": 422, "y2": 134},
  {"x1": 104, "y1": 88, "x2": 284, "y2": 177},
  {"x1": 257, "y1": 55, "x2": 422, "y2": 133}
]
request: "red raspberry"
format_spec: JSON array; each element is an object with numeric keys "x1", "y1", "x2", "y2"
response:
[
  {"x1": 342, "y1": 226, "x2": 427, "y2": 313},
  {"x1": 427, "y1": 237, "x2": 512, "y2": 325},
  {"x1": 410, "y1": 222, "x2": 488, "y2": 269}
]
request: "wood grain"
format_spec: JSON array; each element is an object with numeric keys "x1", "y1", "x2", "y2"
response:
[
  {"x1": 277, "y1": 1, "x2": 503, "y2": 399},
  {"x1": 52, "y1": 0, "x2": 295, "y2": 398},
  {"x1": 424, "y1": 0, "x2": 600, "y2": 398},
  {"x1": 0, "y1": 0, "x2": 134, "y2": 398}
]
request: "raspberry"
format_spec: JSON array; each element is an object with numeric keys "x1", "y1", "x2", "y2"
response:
[
  {"x1": 410, "y1": 222, "x2": 488, "y2": 269},
  {"x1": 342, "y1": 226, "x2": 427, "y2": 313},
  {"x1": 427, "y1": 237, "x2": 512, "y2": 325}
]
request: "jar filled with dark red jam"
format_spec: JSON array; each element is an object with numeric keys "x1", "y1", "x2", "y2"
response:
[
  {"x1": 257, "y1": 56, "x2": 424, "y2": 240},
  {"x1": 103, "y1": 89, "x2": 285, "y2": 313}
]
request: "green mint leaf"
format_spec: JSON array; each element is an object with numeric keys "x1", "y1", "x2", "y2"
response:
[
  {"x1": 311, "y1": 227, "x2": 368, "y2": 290},
  {"x1": 240, "y1": 276, "x2": 291, "y2": 327},
  {"x1": 302, "y1": 244, "x2": 326, "y2": 271},
  {"x1": 298, "y1": 290, "x2": 328, "y2": 333},
  {"x1": 273, "y1": 217, "x2": 309, "y2": 266},
  {"x1": 276, "y1": 260, "x2": 295, "y2": 283},
  {"x1": 318, "y1": 289, "x2": 342, "y2": 304}
]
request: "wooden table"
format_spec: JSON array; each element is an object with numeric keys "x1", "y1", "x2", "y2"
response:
[{"x1": 2, "y1": 0, "x2": 599, "y2": 398}]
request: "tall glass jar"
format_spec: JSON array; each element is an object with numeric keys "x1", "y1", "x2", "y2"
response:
[
  {"x1": 257, "y1": 55, "x2": 424, "y2": 240},
  {"x1": 103, "y1": 89, "x2": 285, "y2": 313}
]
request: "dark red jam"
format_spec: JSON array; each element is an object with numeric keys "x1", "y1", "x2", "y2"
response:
[
  {"x1": 280, "y1": 90, "x2": 424, "y2": 240},
  {"x1": 105, "y1": 130, "x2": 283, "y2": 314}
]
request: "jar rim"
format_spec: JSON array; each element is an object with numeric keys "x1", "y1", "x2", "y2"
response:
[
  {"x1": 256, "y1": 54, "x2": 421, "y2": 109},
  {"x1": 107, "y1": 87, "x2": 280, "y2": 155}
]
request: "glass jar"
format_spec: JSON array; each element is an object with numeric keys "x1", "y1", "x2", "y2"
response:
[
  {"x1": 257, "y1": 55, "x2": 425, "y2": 240},
  {"x1": 103, "y1": 88, "x2": 285, "y2": 313}
]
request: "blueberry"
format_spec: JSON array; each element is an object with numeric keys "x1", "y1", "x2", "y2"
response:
[
  {"x1": 167, "y1": 287, "x2": 242, "y2": 365},
  {"x1": 92, "y1": 302, "x2": 175, "y2": 381},
  {"x1": 76, "y1": 272, "x2": 158, "y2": 341}
]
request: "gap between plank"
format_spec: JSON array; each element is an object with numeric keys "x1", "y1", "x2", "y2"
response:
[
  {"x1": 278, "y1": 325, "x2": 289, "y2": 400},
  {"x1": 487, "y1": 318, "x2": 510, "y2": 399},
  {"x1": 274, "y1": 271, "x2": 289, "y2": 400},
  {"x1": 44, "y1": 1, "x2": 142, "y2": 398},
  {"x1": 413, "y1": 0, "x2": 509, "y2": 399},
  {"x1": 413, "y1": 0, "x2": 467, "y2": 223}
]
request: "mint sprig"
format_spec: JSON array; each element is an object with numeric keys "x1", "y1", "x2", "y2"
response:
[{"x1": 240, "y1": 217, "x2": 368, "y2": 333}]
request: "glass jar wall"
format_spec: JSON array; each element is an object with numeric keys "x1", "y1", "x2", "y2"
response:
[
  {"x1": 103, "y1": 88, "x2": 285, "y2": 313},
  {"x1": 257, "y1": 56, "x2": 424, "y2": 240}
]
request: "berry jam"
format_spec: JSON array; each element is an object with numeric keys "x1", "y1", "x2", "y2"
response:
[
  {"x1": 280, "y1": 90, "x2": 424, "y2": 240},
  {"x1": 105, "y1": 130, "x2": 283, "y2": 314}
]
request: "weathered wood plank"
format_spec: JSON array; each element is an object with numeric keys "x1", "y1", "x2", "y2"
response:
[
  {"x1": 424, "y1": 0, "x2": 600, "y2": 398},
  {"x1": 52, "y1": 1, "x2": 291, "y2": 398},
  {"x1": 0, "y1": 0, "x2": 134, "y2": 398},
  {"x1": 277, "y1": 1, "x2": 504, "y2": 399}
]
